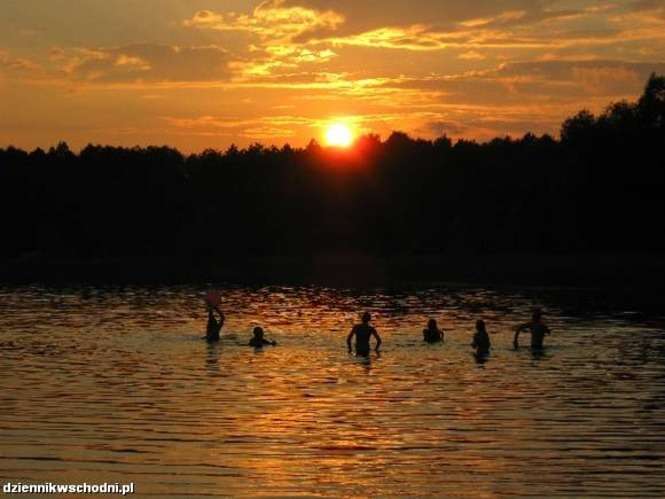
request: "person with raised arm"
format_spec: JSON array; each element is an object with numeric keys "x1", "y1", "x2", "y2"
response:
[
  {"x1": 514, "y1": 309, "x2": 551, "y2": 350},
  {"x1": 205, "y1": 291, "x2": 225, "y2": 342}
]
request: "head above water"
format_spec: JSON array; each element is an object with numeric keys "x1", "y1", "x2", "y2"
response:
[
  {"x1": 361, "y1": 312, "x2": 371, "y2": 324},
  {"x1": 476, "y1": 319, "x2": 486, "y2": 332},
  {"x1": 427, "y1": 318, "x2": 437, "y2": 330},
  {"x1": 253, "y1": 326, "x2": 264, "y2": 338}
]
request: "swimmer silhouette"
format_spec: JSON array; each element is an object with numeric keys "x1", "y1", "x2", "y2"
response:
[
  {"x1": 514, "y1": 309, "x2": 551, "y2": 350},
  {"x1": 472, "y1": 319, "x2": 491, "y2": 356},
  {"x1": 206, "y1": 305, "x2": 225, "y2": 342},
  {"x1": 423, "y1": 318, "x2": 444, "y2": 343},
  {"x1": 249, "y1": 327, "x2": 277, "y2": 348},
  {"x1": 347, "y1": 312, "x2": 382, "y2": 357}
]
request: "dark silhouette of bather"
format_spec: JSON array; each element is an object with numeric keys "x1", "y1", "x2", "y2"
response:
[
  {"x1": 347, "y1": 312, "x2": 382, "y2": 356},
  {"x1": 249, "y1": 327, "x2": 277, "y2": 348},
  {"x1": 472, "y1": 319, "x2": 491, "y2": 356},
  {"x1": 514, "y1": 309, "x2": 551, "y2": 350},
  {"x1": 206, "y1": 306, "x2": 225, "y2": 342},
  {"x1": 423, "y1": 318, "x2": 444, "y2": 343}
]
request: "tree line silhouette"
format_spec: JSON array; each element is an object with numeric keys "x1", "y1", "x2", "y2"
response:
[{"x1": 1, "y1": 74, "x2": 663, "y2": 266}]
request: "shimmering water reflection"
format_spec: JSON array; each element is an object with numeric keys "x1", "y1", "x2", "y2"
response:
[{"x1": 1, "y1": 285, "x2": 664, "y2": 497}]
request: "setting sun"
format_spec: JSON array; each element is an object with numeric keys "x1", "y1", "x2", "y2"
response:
[{"x1": 325, "y1": 123, "x2": 354, "y2": 148}]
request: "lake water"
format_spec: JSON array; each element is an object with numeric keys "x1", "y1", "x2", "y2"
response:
[{"x1": 1, "y1": 284, "x2": 664, "y2": 497}]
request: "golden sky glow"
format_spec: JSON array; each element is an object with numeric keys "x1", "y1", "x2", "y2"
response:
[
  {"x1": 325, "y1": 123, "x2": 353, "y2": 147},
  {"x1": 1, "y1": 0, "x2": 665, "y2": 152}
]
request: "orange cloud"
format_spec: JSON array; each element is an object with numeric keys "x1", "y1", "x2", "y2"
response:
[
  {"x1": 57, "y1": 44, "x2": 231, "y2": 82},
  {"x1": 458, "y1": 50, "x2": 486, "y2": 60},
  {"x1": 184, "y1": 1, "x2": 344, "y2": 43},
  {"x1": 0, "y1": 49, "x2": 41, "y2": 74}
]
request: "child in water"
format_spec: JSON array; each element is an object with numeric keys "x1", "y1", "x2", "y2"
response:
[
  {"x1": 423, "y1": 318, "x2": 444, "y2": 343},
  {"x1": 472, "y1": 319, "x2": 491, "y2": 356},
  {"x1": 249, "y1": 327, "x2": 277, "y2": 348}
]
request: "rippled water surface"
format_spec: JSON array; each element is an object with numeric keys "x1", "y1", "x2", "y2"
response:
[{"x1": 1, "y1": 284, "x2": 664, "y2": 497}]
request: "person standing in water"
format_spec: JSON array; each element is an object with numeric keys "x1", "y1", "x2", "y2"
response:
[
  {"x1": 206, "y1": 305, "x2": 225, "y2": 342},
  {"x1": 472, "y1": 319, "x2": 491, "y2": 356},
  {"x1": 347, "y1": 312, "x2": 382, "y2": 356},
  {"x1": 513, "y1": 309, "x2": 550, "y2": 350},
  {"x1": 423, "y1": 318, "x2": 444, "y2": 343},
  {"x1": 249, "y1": 327, "x2": 277, "y2": 348}
]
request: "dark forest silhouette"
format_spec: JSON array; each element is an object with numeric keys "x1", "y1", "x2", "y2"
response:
[{"x1": 1, "y1": 74, "x2": 663, "y2": 273}]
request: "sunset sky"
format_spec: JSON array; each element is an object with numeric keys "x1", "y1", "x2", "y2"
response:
[{"x1": 2, "y1": 0, "x2": 665, "y2": 152}]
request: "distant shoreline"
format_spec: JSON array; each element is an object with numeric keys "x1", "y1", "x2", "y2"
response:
[{"x1": 1, "y1": 252, "x2": 663, "y2": 290}]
